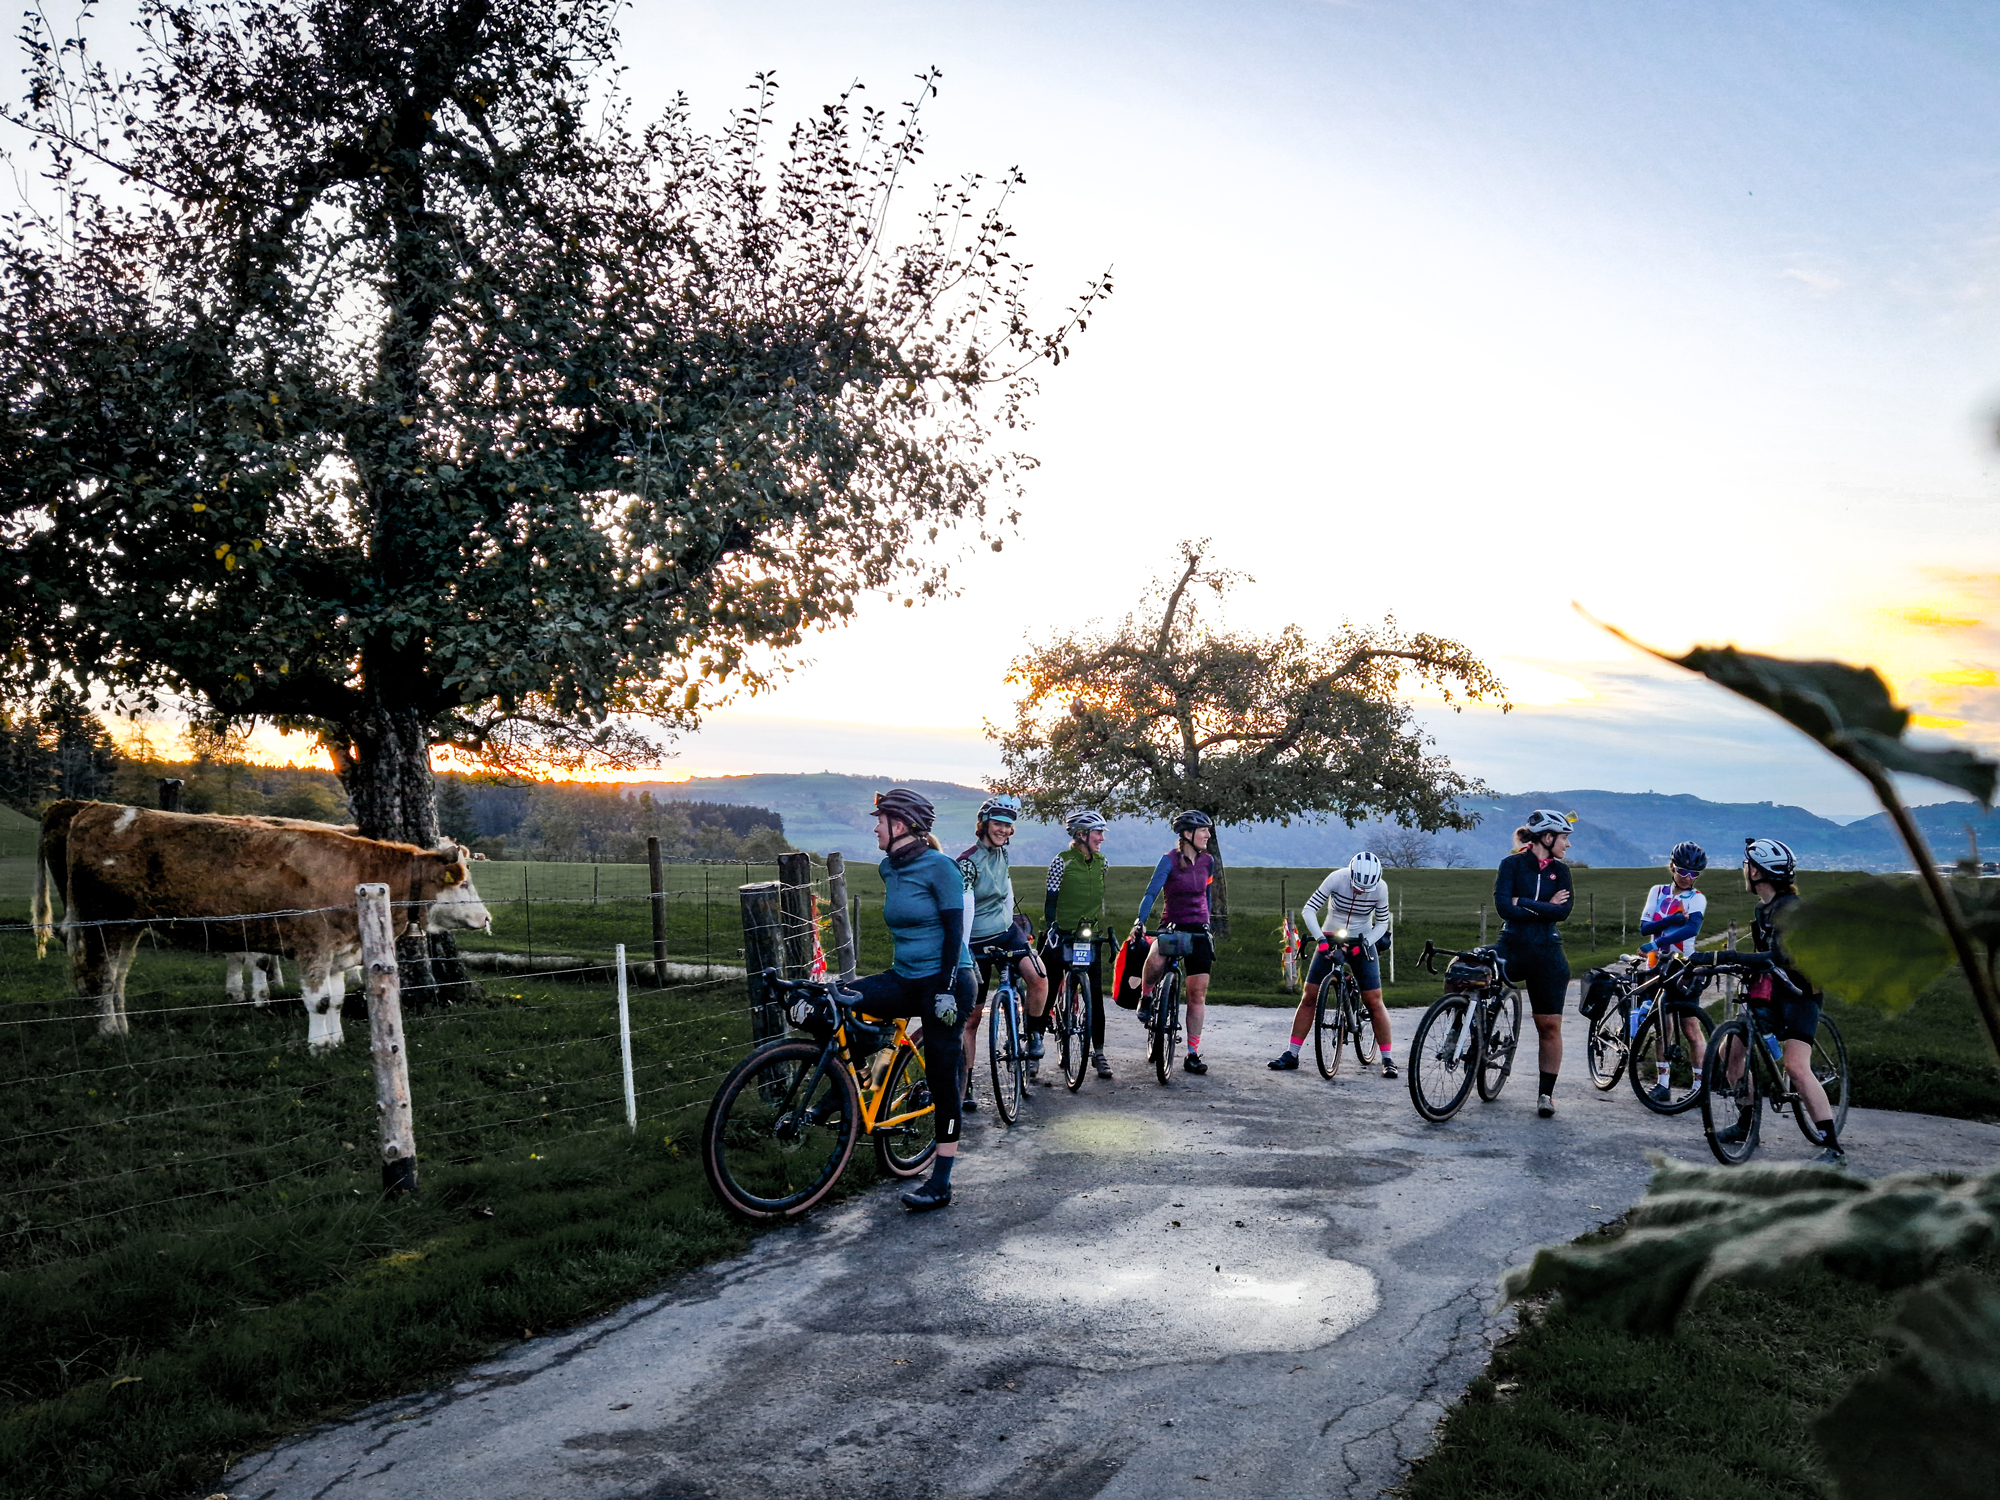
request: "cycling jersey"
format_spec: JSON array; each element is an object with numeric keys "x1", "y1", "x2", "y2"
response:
[
  {"x1": 1138, "y1": 851, "x2": 1214, "y2": 926},
  {"x1": 1302, "y1": 867, "x2": 1389, "y2": 947},
  {"x1": 956, "y1": 840, "x2": 1015, "y2": 942},
  {"x1": 1494, "y1": 851, "x2": 1571, "y2": 939},
  {"x1": 1639, "y1": 883, "x2": 1707, "y2": 955},
  {"x1": 1751, "y1": 890, "x2": 1816, "y2": 999},
  {"x1": 1045, "y1": 845, "x2": 1106, "y2": 931},
  {"x1": 880, "y1": 842, "x2": 973, "y2": 981}
]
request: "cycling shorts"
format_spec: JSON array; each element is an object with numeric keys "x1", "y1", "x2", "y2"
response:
[
  {"x1": 1497, "y1": 934, "x2": 1568, "y2": 1016},
  {"x1": 1751, "y1": 994, "x2": 1822, "y2": 1045},
  {"x1": 969, "y1": 933, "x2": 1041, "y2": 1005},
  {"x1": 1160, "y1": 921, "x2": 1214, "y2": 977},
  {"x1": 848, "y1": 967, "x2": 974, "y2": 1144},
  {"x1": 1306, "y1": 940, "x2": 1379, "y2": 992}
]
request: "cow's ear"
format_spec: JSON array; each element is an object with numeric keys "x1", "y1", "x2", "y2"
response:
[{"x1": 439, "y1": 862, "x2": 464, "y2": 885}]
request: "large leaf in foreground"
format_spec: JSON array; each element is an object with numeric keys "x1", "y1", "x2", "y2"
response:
[
  {"x1": 1814, "y1": 1273, "x2": 2000, "y2": 1500},
  {"x1": 1779, "y1": 877, "x2": 1954, "y2": 1014},
  {"x1": 1501, "y1": 1156, "x2": 2000, "y2": 1335}
]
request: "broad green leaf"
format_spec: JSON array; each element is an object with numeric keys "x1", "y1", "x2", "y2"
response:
[
  {"x1": 1778, "y1": 876, "x2": 1954, "y2": 1014},
  {"x1": 1814, "y1": 1273, "x2": 2000, "y2": 1500}
]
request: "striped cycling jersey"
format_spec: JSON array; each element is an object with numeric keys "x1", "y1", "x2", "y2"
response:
[{"x1": 1302, "y1": 867, "x2": 1390, "y2": 946}]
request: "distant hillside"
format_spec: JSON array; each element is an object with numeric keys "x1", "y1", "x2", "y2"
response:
[{"x1": 640, "y1": 773, "x2": 1942, "y2": 872}]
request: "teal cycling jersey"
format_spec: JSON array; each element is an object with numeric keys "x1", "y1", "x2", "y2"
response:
[
  {"x1": 880, "y1": 846, "x2": 974, "y2": 980},
  {"x1": 955, "y1": 840, "x2": 1015, "y2": 941}
]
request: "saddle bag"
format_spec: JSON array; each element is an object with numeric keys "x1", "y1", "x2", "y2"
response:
[
  {"x1": 1112, "y1": 933, "x2": 1152, "y2": 1009},
  {"x1": 1578, "y1": 968, "x2": 1619, "y2": 1022}
]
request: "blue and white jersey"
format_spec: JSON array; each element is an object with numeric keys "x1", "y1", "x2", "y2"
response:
[
  {"x1": 1302, "y1": 868, "x2": 1390, "y2": 947},
  {"x1": 1639, "y1": 883, "x2": 1707, "y2": 955}
]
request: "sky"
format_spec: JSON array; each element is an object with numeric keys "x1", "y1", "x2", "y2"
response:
[{"x1": 64, "y1": 0, "x2": 2000, "y2": 816}]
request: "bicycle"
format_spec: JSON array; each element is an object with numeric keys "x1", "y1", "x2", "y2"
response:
[
  {"x1": 1623, "y1": 953, "x2": 1715, "y2": 1116},
  {"x1": 1049, "y1": 924, "x2": 1104, "y2": 1092},
  {"x1": 1692, "y1": 955, "x2": 1851, "y2": 1166},
  {"x1": 971, "y1": 936, "x2": 1030, "y2": 1123},
  {"x1": 1581, "y1": 960, "x2": 1637, "y2": 1091},
  {"x1": 701, "y1": 972, "x2": 937, "y2": 1221},
  {"x1": 1140, "y1": 928, "x2": 1197, "y2": 1085},
  {"x1": 1313, "y1": 930, "x2": 1376, "y2": 1080},
  {"x1": 1407, "y1": 942, "x2": 1524, "y2": 1122}
]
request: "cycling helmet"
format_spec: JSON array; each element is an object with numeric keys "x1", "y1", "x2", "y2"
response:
[
  {"x1": 873, "y1": 787, "x2": 935, "y2": 833},
  {"x1": 1744, "y1": 836, "x2": 1797, "y2": 881},
  {"x1": 1172, "y1": 809, "x2": 1214, "y2": 834},
  {"x1": 1348, "y1": 851, "x2": 1383, "y2": 889},
  {"x1": 1522, "y1": 809, "x2": 1574, "y2": 836},
  {"x1": 1669, "y1": 841, "x2": 1708, "y2": 876},
  {"x1": 977, "y1": 794, "x2": 1022, "y2": 827},
  {"x1": 1064, "y1": 809, "x2": 1107, "y2": 837}
]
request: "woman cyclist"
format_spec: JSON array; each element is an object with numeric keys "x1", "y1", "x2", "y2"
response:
[
  {"x1": 1269, "y1": 851, "x2": 1396, "y2": 1076},
  {"x1": 1495, "y1": 808, "x2": 1574, "y2": 1118},
  {"x1": 1637, "y1": 841, "x2": 1710, "y2": 1102},
  {"x1": 1728, "y1": 837, "x2": 1844, "y2": 1166},
  {"x1": 855, "y1": 787, "x2": 977, "y2": 1212},
  {"x1": 1043, "y1": 810, "x2": 1113, "y2": 1080},
  {"x1": 1134, "y1": 810, "x2": 1219, "y2": 1075},
  {"x1": 957, "y1": 795, "x2": 1049, "y2": 1098}
]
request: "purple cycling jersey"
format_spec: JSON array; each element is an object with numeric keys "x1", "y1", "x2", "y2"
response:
[{"x1": 1138, "y1": 851, "x2": 1215, "y2": 926}]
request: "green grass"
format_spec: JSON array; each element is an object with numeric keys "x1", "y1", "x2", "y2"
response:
[{"x1": 1405, "y1": 1238, "x2": 1998, "y2": 1500}]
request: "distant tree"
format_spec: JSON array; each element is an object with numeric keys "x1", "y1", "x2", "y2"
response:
[
  {"x1": 1435, "y1": 842, "x2": 1474, "y2": 870},
  {"x1": 1368, "y1": 826, "x2": 1432, "y2": 870},
  {"x1": 435, "y1": 777, "x2": 477, "y2": 845},
  {"x1": 995, "y1": 543, "x2": 1504, "y2": 930},
  {"x1": 0, "y1": 704, "x2": 54, "y2": 814},
  {"x1": 740, "y1": 825, "x2": 793, "y2": 861},
  {"x1": 0, "y1": 0, "x2": 1106, "y2": 862}
]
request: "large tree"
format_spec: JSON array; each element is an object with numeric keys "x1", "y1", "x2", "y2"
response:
[
  {"x1": 1, "y1": 0, "x2": 1104, "y2": 853},
  {"x1": 995, "y1": 543, "x2": 1505, "y2": 929}
]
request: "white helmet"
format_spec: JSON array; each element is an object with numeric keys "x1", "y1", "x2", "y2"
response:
[
  {"x1": 1523, "y1": 809, "x2": 1574, "y2": 836},
  {"x1": 1348, "y1": 851, "x2": 1383, "y2": 889},
  {"x1": 1064, "y1": 809, "x2": 1107, "y2": 837},
  {"x1": 1745, "y1": 837, "x2": 1797, "y2": 880}
]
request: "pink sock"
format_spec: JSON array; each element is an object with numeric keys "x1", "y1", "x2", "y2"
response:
[
  {"x1": 1188, "y1": 1033, "x2": 1201, "y2": 1053},
  {"x1": 1290, "y1": 1035, "x2": 1307, "y2": 1049}
]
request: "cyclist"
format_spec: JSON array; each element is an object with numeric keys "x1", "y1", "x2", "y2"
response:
[
  {"x1": 958, "y1": 795, "x2": 1050, "y2": 1096},
  {"x1": 1636, "y1": 841, "x2": 1710, "y2": 1102},
  {"x1": 1726, "y1": 836, "x2": 1844, "y2": 1166},
  {"x1": 1270, "y1": 851, "x2": 1396, "y2": 1076},
  {"x1": 1043, "y1": 809, "x2": 1113, "y2": 1079},
  {"x1": 853, "y1": 787, "x2": 976, "y2": 1212},
  {"x1": 1134, "y1": 810, "x2": 1219, "y2": 1075},
  {"x1": 1495, "y1": 808, "x2": 1574, "y2": 1118}
]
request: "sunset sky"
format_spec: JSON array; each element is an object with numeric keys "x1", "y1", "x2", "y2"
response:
[{"x1": 155, "y1": 2, "x2": 2000, "y2": 815}]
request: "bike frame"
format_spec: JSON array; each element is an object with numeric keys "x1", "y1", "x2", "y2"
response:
[{"x1": 764, "y1": 991, "x2": 935, "y2": 1139}]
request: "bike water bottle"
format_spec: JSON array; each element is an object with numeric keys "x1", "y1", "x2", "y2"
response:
[
  {"x1": 1630, "y1": 996, "x2": 1652, "y2": 1039},
  {"x1": 1762, "y1": 1033, "x2": 1782, "y2": 1064}
]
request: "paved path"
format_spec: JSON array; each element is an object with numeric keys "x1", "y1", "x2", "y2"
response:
[{"x1": 223, "y1": 999, "x2": 2000, "y2": 1500}]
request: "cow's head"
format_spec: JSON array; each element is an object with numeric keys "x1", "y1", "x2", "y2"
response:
[{"x1": 416, "y1": 847, "x2": 493, "y2": 934}]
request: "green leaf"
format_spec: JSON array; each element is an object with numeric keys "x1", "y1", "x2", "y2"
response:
[
  {"x1": 1814, "y1": 1273, "x2": 2000, "y2": 1500},
  {"x1": 1779, "y1": 876, "x2": 1955, "y2": 1014}
]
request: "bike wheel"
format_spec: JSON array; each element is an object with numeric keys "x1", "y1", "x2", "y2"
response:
[
  {"x1": 703, "y1": 1040, "x2": 861, "y2": 1220},
  {"x1": 1313, "y1": 983, "x2": 1344, "y2": 1079},
  {"x1": 1700, "y1": 1019, "x2": 1763, "y2": 1166},
  {"x1": 873, "y1": 1040, "x2": 938, "y2": 1178},
  {"x1": 1153, "y1": 971, "x2": 1181, "y2": 1085},
  {"x1": 1628, "y1": 1005, "x2": 1714, "y2": 1116},
  {"x1": 988, "y1": 983, "x2": 1023, "y2": 1125},
  {"x1": 1064, "y1": 975, "x2": 1094, "y2": 1092},
  {"x1": 1476, "y1": 987, "x2": 1523, "y2": 1102},
  {"x1": 1792, "y1": 1013, "x2": 1851, "y2": 1144},
  {"x1": 1349, "y1": 979, "x2": 1374, "y2": 1071},
  {"x1": 1409, "y1": 995, "x2": 1477, "y2": 1122},
  {"x1": 1586, "y1": 999, "x2": 1629, "y2": 1090}
]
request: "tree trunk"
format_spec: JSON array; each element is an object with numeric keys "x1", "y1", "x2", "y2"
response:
[
  {"x1": 1209, "y1": 823, "x2": 1231, "y2": 937},
  {"x1": 328, "y1": 702, "x2": 471, "y2": 1006}
]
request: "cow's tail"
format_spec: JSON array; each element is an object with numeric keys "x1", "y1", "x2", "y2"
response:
[
  {"x1": 33, "y1": 799, "x2": 81, "y2": 961},
  {"x1": 31, "y1": 834, "x2": 52, "y2": 960}
]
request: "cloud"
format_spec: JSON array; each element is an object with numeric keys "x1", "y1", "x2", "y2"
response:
[{"x1": 1781, "y1": 265, "x2": 1846, "y2": 294}]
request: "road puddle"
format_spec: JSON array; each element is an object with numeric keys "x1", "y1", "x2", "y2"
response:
[{"x1": 1044, "y1": 1112, "x2": 1163, "y2": 1154}]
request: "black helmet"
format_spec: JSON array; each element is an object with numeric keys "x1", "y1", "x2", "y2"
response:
[
  {"x1": 1745, "y1": 836, "x2": 1796, "y2": 881},
  {"x1": 1171, "y1": 809, "x2": 1214, "y2": 834},
  {"x1": 873, "y1": 787, "x2": 935, "y2": 833},
  {"x1": 1669, "y1": 842, "x2": 1708, "y2": 875}
]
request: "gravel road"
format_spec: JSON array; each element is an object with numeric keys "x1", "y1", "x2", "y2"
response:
[{"x1": 221, "y1": 994, "x2": 2000, "y2": 1500}]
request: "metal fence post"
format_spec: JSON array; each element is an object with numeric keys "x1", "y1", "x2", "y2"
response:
[
  {"x1": 826, "y1": 851, "x2": 857, "y2": 981},
  {"x1": 648, "y1": 836, "x2": 667, "y2": 982},
  {"x1": 740, "y1": 881, "x2": 785, "y2": 1043},
  {"x1": 615, "y1": 942, "x2": 636, "y2": 1130},
  {"x1": 357, "y1": 882, "x2": 418, "y2": 1197},
  {"x1": 1478, "y1": 903, "x2": 1487, "y2": 945}
]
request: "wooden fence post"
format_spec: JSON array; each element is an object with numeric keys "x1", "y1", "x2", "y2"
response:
[
  {"x1": 740, "y1": 881, "x2": 785, "y2": 1043},
  {"x1": 157, "y1": 778, "x2": 183, "y2": 812},
  {"x1": 777, "y1": 851, "x2": 815, "y2": 979},
  {"x1": 825, "y1": 852, "x2": 857, "y2": 981},
  {"x1": 1478, "y1": 904, "x2": 1487, "y2": 945},
  {"x1": 1590, "y1": 891, "x2": 1596, "y2": 949},
  {"x1": 647, "y1": 836, "x2": 667, "y2": 983},
  {"x1": 357, "y1": 882, "x2": 418, "y2": 1197}
]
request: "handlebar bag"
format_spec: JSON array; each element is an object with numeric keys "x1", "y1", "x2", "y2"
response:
[
  {"x1": 1112, "y1": 934, "x2": 1152, "y2": 1009},
  {"x1": 1578, "y1": 968, "x2": 1619, "y2": 1022},
  {"x1": 1444, "y1": 960, "x2": 1492, "y2": 993},
  {"x1": 1153, "y1": 930, "x2": 1198, "y2": 958}
]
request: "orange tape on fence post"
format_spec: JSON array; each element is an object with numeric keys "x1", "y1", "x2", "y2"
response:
[{"x1": 357, "y1": 882, "x2": 418, "y2": 1197}]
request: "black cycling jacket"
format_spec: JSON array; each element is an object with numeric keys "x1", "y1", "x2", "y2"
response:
[
  {"x1": 1494, "y1": 851, "x2": 1572, "y2": 938},
  {"x1": 1751, "y1": 890, "x2": 1815, "y2": 997}
]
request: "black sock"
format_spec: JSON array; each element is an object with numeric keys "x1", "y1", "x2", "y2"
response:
[
  {"x1": 928, "y1": 1154, "x2": 955, "y2": 1188},
  {"x1": 1815, "y1": 1119, "x2": 1840, "y2": 1151},
  {"x1": 1538, "y1": 1071, "x2": 1558, "y2": 1097}
]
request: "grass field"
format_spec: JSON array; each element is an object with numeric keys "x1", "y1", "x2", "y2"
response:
[{"x1": 2, "y1": 852, "x2": 1995, "y2": 1498}]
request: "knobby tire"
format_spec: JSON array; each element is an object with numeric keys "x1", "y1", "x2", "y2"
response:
[
  {"x1": 988, "y1": 982, "x2": 1023, "y2": 1125},
  {"x1": 874, "y1": 1042, "x2": 938, "y2": 1178},
  {"x1": 1628, "y1": 1004, "x2": 1713, "y2": 1116},
  {"x1": 1700, "y1": 1018, "x2": 1762, "y2": 1165},
  {"x1": 703, "y1": 1039, "x2": 861, "y2": 1220},
  {"x1": 1409, "y1": 995, "x2": 1477, "y2": 1122},
  {"x1": 1064, "y1": 974, "x2": 1093, "y2": 1092}
]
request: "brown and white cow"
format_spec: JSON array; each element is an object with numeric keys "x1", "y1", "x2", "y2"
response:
[{"x1": 32, "y1": 801, "x2": 491, "y2": 1050}]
